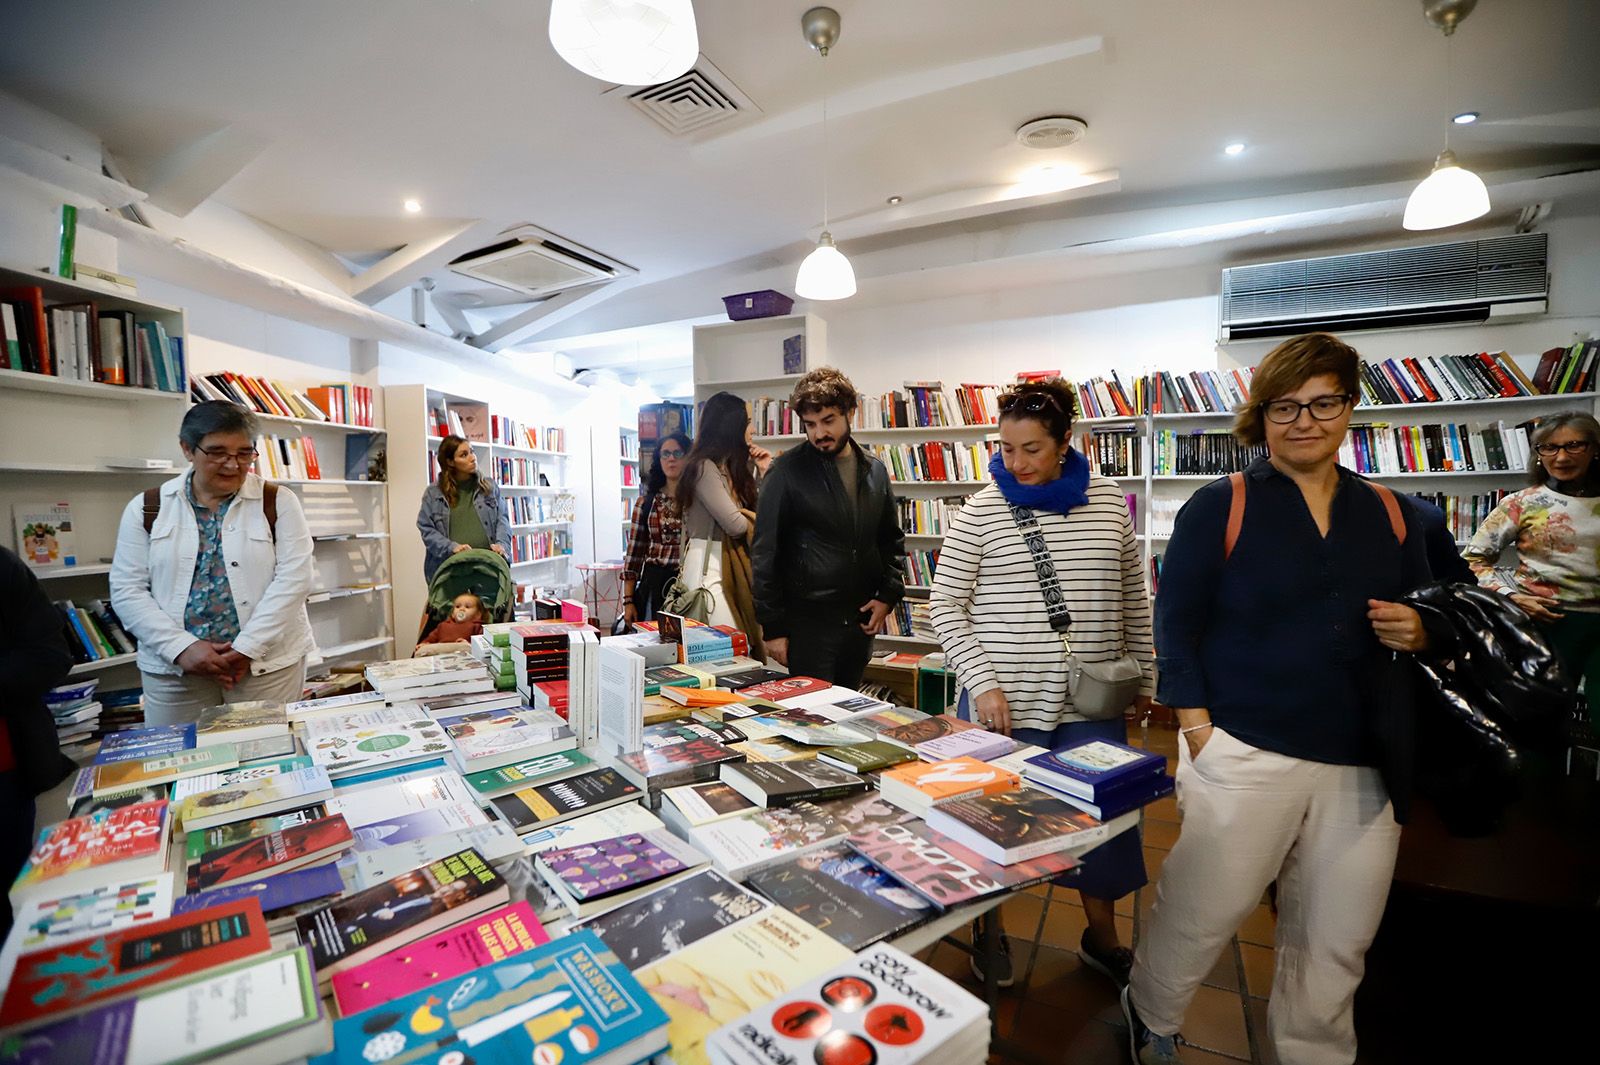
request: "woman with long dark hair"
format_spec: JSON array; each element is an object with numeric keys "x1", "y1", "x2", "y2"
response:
[
  {"x1": 416, "y1": 434, "x2": 510, "y2": 582},
  {"x1": 674, "y1": 392, "x2": 771, "y2": 641},
  {"x1": 1464, "y1": 411, "x2": 1600, "y2": 725},
  {"x1": 623, "y1": 431, "x2": 690, "y2": 624}
]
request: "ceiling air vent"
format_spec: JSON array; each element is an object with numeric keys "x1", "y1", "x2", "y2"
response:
[
  {"x1": 1220, "y1": 233, "x2": 1548, "y2": 341},
  {"x1": 625, "y1": 57, "x2": 757, "y2": 137},
  {"x1": 447, "y1": 226, "x2": 633, "y2": 299}
]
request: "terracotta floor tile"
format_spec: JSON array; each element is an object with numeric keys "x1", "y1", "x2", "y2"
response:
[
  {"x1": 1147, "y1": 794, "x2": 1181, "y2": 823},
  {"x1": 1201, "y1": 943, "x2": 1242, "y2": 993},
  {"x1": 1237, "y1": 904, "x2": 1277, "y2": 948},
  {"x1": 1020, "y1": 943, "x2": 1080, "y2": 994},
  {"x1": 1000, "y1": 892, "x2": 1046, "y2": 938},
  {"x1": 1142, "y1": 818, "x2": 1182, "y2": 850},
  {"x1": 1180, "y1": 985, "x2": 1253, "y2": 1061},
  {"x1": 1143, "y1": 846, "x2": 1171, "y2": 882},
  {"x1": 925, "y1": 942, "x2": 977, "y2": 985},
  {"x1": 1240, "y1": 941, "x2": 1275, "y2": 998},
  {"x1": 1039, "y1": 896, "x2": 1089, "y2": 949},
  {"x1": 1052, "y1": 1017, "x2": 1126, "y2": 1065},
  {"x1": 1009, "y1": 980, "x2": 1117, "y2": 1048}
]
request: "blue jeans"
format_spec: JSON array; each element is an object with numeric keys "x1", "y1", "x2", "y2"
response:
[{"x1": 957, "y1": 691, "x2": 1148, "y2": 902}]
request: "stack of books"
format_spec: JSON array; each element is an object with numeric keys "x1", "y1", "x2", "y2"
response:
[{"x1": 1022, "y1": 738, "x2": 1175, "y2": 820}]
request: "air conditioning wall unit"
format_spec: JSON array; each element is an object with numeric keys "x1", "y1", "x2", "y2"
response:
[
  {"x1": 1220, "y1": 233, "x2": 1549, "y2": 341},
  {"x1": 448, "y1": 225, "x2": 635, "y2": 299}
]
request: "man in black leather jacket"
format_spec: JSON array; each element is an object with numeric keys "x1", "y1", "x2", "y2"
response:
[{"x1": 753, "y1": 368, "x2": 905, "y2": 687}]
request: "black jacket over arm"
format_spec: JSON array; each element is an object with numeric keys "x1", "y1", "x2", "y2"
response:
[
  {"x1": 753, "y1": 439, "x2": 906, "y2": 640},
  {"x1": 0, "y1": 547, "x2": 77, "y2": 795}
]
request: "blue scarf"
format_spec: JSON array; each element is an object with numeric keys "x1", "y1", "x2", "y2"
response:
[{"x1": 988, "y1": 447, "x2": 1090, "y2": 515}]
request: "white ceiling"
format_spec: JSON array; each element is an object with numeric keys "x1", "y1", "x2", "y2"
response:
[{"x1": 2, "y1": 0, "x2": 1597, "y2": 349}]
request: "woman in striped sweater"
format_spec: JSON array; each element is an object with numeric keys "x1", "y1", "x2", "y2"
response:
[{"x1": 930, "y1": 377, "x2": 1154, "y2": 988}]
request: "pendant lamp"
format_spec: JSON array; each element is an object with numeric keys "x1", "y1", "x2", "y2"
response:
[
  {"x1": 795, "y1": 7, "x2": 856, "y2": 301},
  {"x1": 1403, "y1": 0, "x2": 1489, "y2": 231},
  {"x1": 549, "y1": 0, "x2": 699, "y2": 87}
]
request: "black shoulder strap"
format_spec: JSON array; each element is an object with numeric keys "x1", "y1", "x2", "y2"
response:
[{"x1": 1007, "y1": 502, "x2": 1073, "y2": 634}]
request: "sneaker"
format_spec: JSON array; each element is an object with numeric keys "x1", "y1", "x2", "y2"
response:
[
  {"x1": 1079, "y1": 928, "x2": 1134, "y2": 987},
  {"x1": 1121, "y1": 984, "x2": 1180, "y2": 1065},
  {"x1": 967, "y1": 919, "x2": 1015, "y2": 988}
]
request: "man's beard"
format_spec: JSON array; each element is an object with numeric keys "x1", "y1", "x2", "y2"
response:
[{"x1": 812, "y1": 427, "x2": 850, "y2": 454}]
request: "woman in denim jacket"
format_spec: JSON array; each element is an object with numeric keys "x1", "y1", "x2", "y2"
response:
[{"x1": 417, "y1": 434, "x2": 511, "y2": 582}]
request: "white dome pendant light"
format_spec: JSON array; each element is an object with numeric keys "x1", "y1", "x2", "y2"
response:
[
  {"x1": 1404, "y1": 0, "x2": 1489, "y2": 231},
  {"x1": 548, "y1": 0, "x2": 699, "y2": 87},
  {"x1": 795, "y1": 7, "x2": 856, "y2": 301}
]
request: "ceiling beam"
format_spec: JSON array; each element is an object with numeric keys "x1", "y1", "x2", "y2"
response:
[
  {"x1": 140, "y1": 125, "x2": 271, "y2": 217},
  {"x1": 467, "y1": 278, "x2": 638, "y2": 351},
  {"x1": 344, "y1": 218, "x2": 492, "y2": 305}
]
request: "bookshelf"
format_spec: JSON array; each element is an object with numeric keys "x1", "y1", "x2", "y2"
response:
[
  {"x1": 619, "y1": 426, "x2": 640, "y2": 550},
  {"x1": 692, "y1": 314, "x2": 825, "y2": 409}
]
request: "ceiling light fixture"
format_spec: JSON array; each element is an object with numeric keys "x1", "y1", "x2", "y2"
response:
[
  {"x1": 886, "y1": 195, "x2": 903, "y2": 206},
  {"x1": 1224, "y1": 142, "x2": 1246, "y2": 156},
  {"x1": 795, "y1": 7, "x2": 856, "y2": 302},
  {"x1": 1452, "y1": 110, "x2": 1480, "y2": 124},
  {"x1": 1404, "y1": 0, "x2": 1489, "y2": 231},
  {"x1": 403, "y1": 199, "x2": 422, "y2": 214},
  {"x1": 548, "y1": 0, "x2": 699, "y2": 87}
]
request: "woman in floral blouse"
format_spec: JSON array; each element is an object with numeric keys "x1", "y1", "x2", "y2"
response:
[
  {"x1": 1464, "y1": 411, "x2": 1600, "y2": 724},
  {"x1": 623, "y1": 432, "x2": 690, "y2": 625}
]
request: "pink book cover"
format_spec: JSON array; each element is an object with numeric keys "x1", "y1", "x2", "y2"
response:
[{"x1": 329, "y1": 900, "x2": 548, "y2": 1016}]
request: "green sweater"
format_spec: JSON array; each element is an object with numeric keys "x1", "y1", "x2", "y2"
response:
[{"x1": 448, "y1": 479, "x2": 491, "y2": 551}]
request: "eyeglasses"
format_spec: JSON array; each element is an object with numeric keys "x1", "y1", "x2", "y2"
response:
[
  {"x1": 998, "y1": 391, "x2": 1063, "y2": 415},
  {"x1": 1261, "y1": 394, "x2": 1352, "y2": 424},
  {"x1": 195, "y1": 445, "x2": 258, "y2": 465},
  {"x1": 658, "y1": 449, "x2": 685, "y2": 459},
  {"x1": 1535, "y1": 441, "x2": 1593, "y2": 456}
]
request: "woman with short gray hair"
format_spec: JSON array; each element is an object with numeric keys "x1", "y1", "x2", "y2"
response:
[{"x1": 111, "y1": 400, "x2": 315, "y2": 725}]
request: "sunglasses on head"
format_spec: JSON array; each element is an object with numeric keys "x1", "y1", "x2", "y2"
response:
[{"x1": 998, "y1": 390, "x2": 1063, "y2": 415}]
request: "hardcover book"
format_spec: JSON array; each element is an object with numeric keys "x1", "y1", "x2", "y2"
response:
[
  {"x1": 90, "y1": 745, "x2": 239, "y2": 798},
  {"x1": 462, "y1": 747, "x2": 595, "y2": 799},
  {"x1": 10, "y1": 801, "x2": 169, "y2": 904},
  {"x1": 315, "y1": 930, "x2": 669, "y2": 1065},
  {"x1": 573, "y1": 869, "x2": 769, "y2": 970},
  {"x1": 1022, "y1": 738, "x2": 1167, "y2": 800},
  {"x1": 174, "y1": 765, "x2": 333, "y2": 832},
  {"x1": 616, "y1": 736, "x2": 747, "y2": 793},
  {"x1": 329, "y1": 900, "x2": 549, "y2": 1017},
  {"x1": 490, "y1": 767, "x2": 643, "y2": 834},
  {"x1": 848, "y1": 820, "x2": 1080, "y2": 907},
  {"x1": 0, "y1": 898, "x2": 271, "y2": 1031},
  {"x1": 185, "y1": 813, "x2": 353, "y2": 891},
  {"x1": 536, "y1": 829, "x2": 709, "y2": 917},
  {"x1": 719, "y1": 760, "x2": 868, "y2": 809},
  {"x1": 294, "y1": 848, "x2": 509, "y2": 987},
  {"x1": 300, "y1": 705, "x2": 453, "y2": 779},
  {"x1": 747, "y1": 844, "x2": 936, "y2": 948}
]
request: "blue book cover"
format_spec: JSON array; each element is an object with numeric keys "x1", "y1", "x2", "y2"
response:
[
  {"x1": 1024, "y1": 739, "x2": 1165, "y2": 797},
  {"x1": 173, "y1": 863, "x2": 344, "y2": 917},
  {"x1": 310, "y1": 929, "x2": 668, "y2": 1065},
  {"x1": 93, "y1": 724, "x2": 197, "y2": 765},
  {"x1": 1033, "y1": 772, "x2": 1174, "y2": 821},
  {"x1": 328, "y1": 757, "x2": 449, "y2": 790}
]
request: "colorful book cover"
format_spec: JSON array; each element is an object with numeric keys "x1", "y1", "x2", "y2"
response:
[
  {"x1": 2, "y1": 875, "x2": 174, "y2": 971},
  {"x1": 640, "y1": 719, "x2": 741, "y2": 748},
  {"x1": 90, "y1": 745, "x2": 239, "y2": 796},
  {"x1": 168, "y1": 755, "x2": 313, "y2": 803},
  {"x1": 746, "y1": 714, "x2": 869, "y2": 747},
  {"x1": 924, "y1": 788, "x2": 1107, "y2": 860},
  {"x1": 661, "y1": 780, "x2": 758, "y2": 827},
  {"x1": 0, "y1": 898, "x2": 270, "y2": 1030},
  {"x1": 490, "y1": 768, "x2": 642, "y2": 833},
  {"x1": 877, "y1": 714, "x2": 980, "y2": 750},
  {"x1": 295, "y1": 848, "x2": 505, "y2": 979},
  {"x1": 689, "y1": 802, "x2": 846, "y2": 880},
  {"x1": 186, "y1": 814, "x2": 353, "y2": 891},
  {"x1": 817, "y1": 740, "x2": 918, "y2": 773},
  {"x1": 463, "y1": 748, "x2": 594, "y2": 798},
  {"x1": 882, "y1": 756, "x2": 1020, "y2": 805},
  {"x1": 848, "y1": 707, "x2": 933, "y2": 739},
  {"x1": 736, "y1": 676, "x2": 833, "y2": 703},
  {"x1": 637, "y1": 907, "x2": 853, "y2": 1065},
  {"x1": 315, "y1": 930, "x2": 668, "y2": 1065},
  {"x1": 299, "y1": 706, "x2": 453, "y2": 778},
  {"x1": 1024, "y1": 738, "x2": 1167, "y2": 796},
  {"x1": 519, "y1": 803, "x2": 665, "y2": 857},
  {"x1": 174, "y1": 765, "x2": 332, "y2": 828},
  {"x1": 2, "y1": 949, "x2": 325, "y2": 1065},
  {"x1": 706, "y1": 944, "x2": 987, "y2": 1065},
  {"x1": 10, "y1": 801, "x2": 169, "y2": 902},
  {"x1": 91, "y1": 725, "x2": 195, "y2": 766},
  {"x1": 574, "y1": 868, "x2": 769, "y2": 970},
  {"x1": 345, "y1": 822, "x2": 523, "y2": 891},
  {"x1": 65, "y1": 783, "x2": 168, "y2": 822},
  {"x1": 539, "y1": 830, "x2": 706, "y2": 903},
  {"x1": 616, "y1": 737, "x2": 746, "y2": 791},
  {"x1": 747, "y1": 844, "x2": 936, "y2": 949},
  {"x1": 440, "y1": 708, "x2": 573, "y2": 767},
  {"x1": 182, "y1": 803, "x2": 327, "y2": 863},
  {"x1": 847, "y1": 820, "x2": 1080, "y2": 907},
  {"x1": 13, "y1": 502, "x2": 76, "y2": 571},
  {"x1": 172, "y1": 863, "x2": 343, "y2": 918},
  {"x1": 329, "y1": 900, "x2": 550, "y2": 1017}
]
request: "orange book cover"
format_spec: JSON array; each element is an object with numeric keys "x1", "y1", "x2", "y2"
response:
[{"x1": 884, "y1": 757, "x2": 1020, "y2": 803}]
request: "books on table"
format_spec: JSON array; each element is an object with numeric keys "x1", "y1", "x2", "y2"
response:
[
  {"x1": 573, "y1": 868, "x2": 769, "y2": 971},
  {"x1": 923, "y1": 788, "x2": 1140, "y2": 865},
  {"x1": 4, "y1": 948, "x2": 329, "y2": 1065},
  {"x1": 847, "y1": 820, "x2": 1081, "y2": 908},
  {"x1": 489, "y1": 767, "x2": 643, "y2": 835},
  {"x1": 436, "y1": 704, "x2": 576, "y2": 773},
  {"x1": 285, "y1": 689, "x2": 384, "y2": 723},
  {"x1": 816, "y1": 739, "x2": 918, "y2": 774},
  {"x1": 1031, "y1": 770, "x2": 1175, "y2": 821},
  {"x1": 299, "y1": 705, "x2": 453, "y2": 780},
  {"x1": 412, "y1": 688, "x2": 524, "y2": 719},
  {"x1": 535, "y1": 829, "x2": 710, "y2": 918},
  {"x1": 194, "y1": 699, "x2": 290, "y2": 747},
  {"x1": 168, "y1": 754, "x2": 312, "y2": 803},
  {"x1": 343, "y1": 821, "x2": 524, "y2": 890},
  {"x1": 745, "y1": 712, "x2": 870, "y2": 747},
  {"x1": 174, "y1": 765, "x2": 334, "y2": 832},
  {"x1": 518, "y1": 801, "x2": 666, "y2": 858},
  {"x1": 747, "y1": 843, "x2": 938, "y2": 949},
  {"x1": 461, "y1": 747, "x2": 595, "y2": 800},
  {"x1": 185, "y1": 813, "x2": 354, "y2": 892},
  {"x1": 732, "y1": 676, "x2": 834, "y2": 703},
  {"x1": 659, "y1": 780, "x2": 759, "y2": 835},
  {"x1": 1022, "y1": 737, "x2": 1168, "y2": 795},
  {"x1": 0, "y1": 873, "x2": 174, "y2": 986},
  {"x1": 295, "y1": 847, "x2": 510, "y2": 989},
  {"x1": 173, "y1": 864, "x2": 344, "y2": 930},
  {"x1": 92, "y1": 724, "x2": 195, "y2": 765},
  {"x1": 10, "y1": 800, "x2": 170, "y2": 905},
  {"x1": 719, "y1": 760, "x2": 869, "y2": 809},
  {"x1": 706, "y1": 944, "x2": 989, "y2": 1065},
  {"x1": 89, "y1": 745, "x2": 239, "y2": 798},
  {"x1": 615, "y1": 736, "x2": 747, "y2": 795},
  {"x1": 878, "y1": 756, "x2": 1021, "y2": 816},
  {"x1": 328, "y1": 900, "x2": 550, "y2": 1017},
  {"x1": 362, "y1": 652, "x2": 493, "y2": 700},
  {"x1": 181, "y1": 802, "x2": 327, "y2": 864}
]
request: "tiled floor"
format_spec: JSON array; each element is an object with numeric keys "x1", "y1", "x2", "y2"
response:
[{"x1": 915, "y1": 722, "x2": 1282, "y2": 1065}]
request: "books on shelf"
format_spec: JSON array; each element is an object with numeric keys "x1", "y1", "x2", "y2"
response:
[
  {"x1": 1337, "y1": 419, "x2": 1534, "y2": 476},
  {"x1": 866, "y1": 440, "x2": 996, "y2": 483},
  {"x1": 1411, "y1": 490, "x2": 1509, "y2": 542},
  {"x1": 193, "y1": 372, "x2": 374, "y2": 425},
  {"x1": 251, "y1": 432, "x2": 328, "y2": 480},
  {"x1": 896, "y1": 495, "x2": 966, "y2": 535},
  {"x1": 903, "y1": 547, "x2": 939, "y2": 588},
  {"x1": 1144, "y1": 367, "x2": 1252, "y2": 415},
  {"x1": 0, "y1": 286, "x2": 182, "y2": 390},
  {"x1": 1152, "y1": 429, "x2": 1268, "y2": 476},
  {"x1": 51, "y1": 595, "x2": 138, "y2": 665},
  {"x1": 1080, "y1": 424, "x2": 1144, "y2": 477}
]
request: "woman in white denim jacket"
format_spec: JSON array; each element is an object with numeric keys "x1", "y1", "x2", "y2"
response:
[{"x1": 111, "y1": 402, "x2": 315, "y2": 726}]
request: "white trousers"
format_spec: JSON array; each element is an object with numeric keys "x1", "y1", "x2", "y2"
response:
[
  {"x1": 140, "y1": 658, "x2": 308, "y2": 727},
  {"x1": 1129, "y1": 726, "x2": 1400, "y2": 1065}
]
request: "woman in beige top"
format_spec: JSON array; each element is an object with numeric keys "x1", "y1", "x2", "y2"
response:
[{"x1": 675, "y1": 392, "x2": 771, "y2": 634}]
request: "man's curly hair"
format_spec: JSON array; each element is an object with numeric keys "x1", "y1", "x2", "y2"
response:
[{"x1": 790, "y1": 366, "x2": 858, "y2": 416}]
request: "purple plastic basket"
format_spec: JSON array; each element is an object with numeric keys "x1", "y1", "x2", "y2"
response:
[{"x1": 722, "y1": 289, "x2": 794, "y2": 321}]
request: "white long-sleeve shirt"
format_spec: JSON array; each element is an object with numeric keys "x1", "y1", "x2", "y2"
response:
[{"x1": 928, "y1": 478, "x2": 1154, "y2": 732}]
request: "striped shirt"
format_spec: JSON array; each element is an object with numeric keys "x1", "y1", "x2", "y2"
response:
[{"x1": 929, "y1": 478, "x2": 1154, "y2": 732}]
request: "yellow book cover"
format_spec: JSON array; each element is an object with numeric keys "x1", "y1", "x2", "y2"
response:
[{"x1": 92, "y1": 746, "x2": 239, "y2": 798}]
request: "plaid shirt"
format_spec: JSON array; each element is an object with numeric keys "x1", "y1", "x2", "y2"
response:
[{"x1": 623, "y1": 490, "x2": 683, "y2": 582}]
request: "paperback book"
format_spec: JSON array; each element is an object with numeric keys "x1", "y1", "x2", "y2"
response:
[
  {"x1": 879, "y1": 756, "x2": 1021, "y2": 816},
  {"x1": 517, "y1": 802, "x2": 666, "y2": 858},
  {"x1": 535, "y1": 829, "x2": 710, "y2": 918},
  {"x1": 462, "y1": 747, "x2": 595, "y2": 800},
  {"x1": 344, "y1": 821, "x2": 523, "y2": 890},
  {"x1": 573, "y1": 868, "x2": 769, "y2": 970},
  {"x1": 181, "y1": 803, "x2": 327, "y2": 864},
  {"x1": 92, "y1": 724, "x2": 194, "y2": 765},
  {"x1": 719, "y1": 760, "x2": 869, "y2": 809},
  {"x1": 185, "y1": 813, "x2": 353, "y2": 891},
  {"x1": 736, "y1": 676, "x2": 834, "y2": 703},
  {"x1": 0, "y1": 874, "x2": 174, "y2": 979},
  {"x1": 175, "y1": 765, "x2": 334, "y2": 832},
  {"x1": 89, "y1": 745, "x2": 239, "y2": 798},
  {"x1": 615, "y1": 736, "x2": 747, "y2": 794},
  {"x1": 10, "y1": 801, "x2": 170, "y2": 904},
  {"x1": 817, "y1": 739, "x2": 919, "y2": 774},
  {"x1": 924, "y1": 788, "x2": 1136, "y2": 865},
  {"x1": 660, "y1": 780, "x2": 759, "y2": 835},
  {"x1": 848, "y1": 820, "x2": 1081, "y2": 907},
  {"x1": 747, "y1": 844, "x2": 937, "y2": 948},
  {"x1": 437, "y1": 705, "x2": 575, "y2": 773},
  {"x1": 168, "y1": 754, "x2": 312, "y2": 803},
  {"x1": 300, "y1": 705, "x2": 453, "y2": 779},
  {"x1": 490, "y1": 767, "x2": 643, "y2": 834},
  {"x1": 194, "y1": 700, "x2": 290, "y2": 747}
]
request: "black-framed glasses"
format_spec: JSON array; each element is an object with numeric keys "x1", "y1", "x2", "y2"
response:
[
  {"x1": 1535, "y1": 441, "x2": 1593, "y2": 457},
  {"x1": 1261, "y1": 394, "x2": 1352, "y2": 424},
  {"x1": 195, "y1": 445, "x2": 258, "y2": 464},
  {"x1": 657, "y1": 448, "x2": 686, "y2": 459},
  {"x1": 998, "y1": 391, "x2": 1063, "y2": 415}
]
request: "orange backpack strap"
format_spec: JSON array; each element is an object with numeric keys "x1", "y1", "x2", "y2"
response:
[
  {"x1": 1224, "y1": 472, "x2": 1246, "y2": 561},
  {"x1": 141, "y1": 487, "x2": 161, "y2": 535},
  {"x1": 1366, "y1": 481, "x2": 1407, "y2": 545}
]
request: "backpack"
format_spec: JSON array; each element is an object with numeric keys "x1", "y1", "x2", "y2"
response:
[
  {"x1": 143, "y1": 483, "x2": 278, "y2": 541},
  {"x1": 1223, "y1": 471, "x2": 1405, "y2": 561}
]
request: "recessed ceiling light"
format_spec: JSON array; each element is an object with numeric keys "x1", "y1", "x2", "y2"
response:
[
  {"x1": 886, "y1": 195, "x2": 903, "y2": 206},
  {"x1": 1453, "y1": 111, "x2": 1480, "y2": 125},
  {"x1": 1223, "y1": 142, "x2": 1246, "y2": 156},
  {"x1": 403, "y1": 199, "x2": 422, "y2": 213}
]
